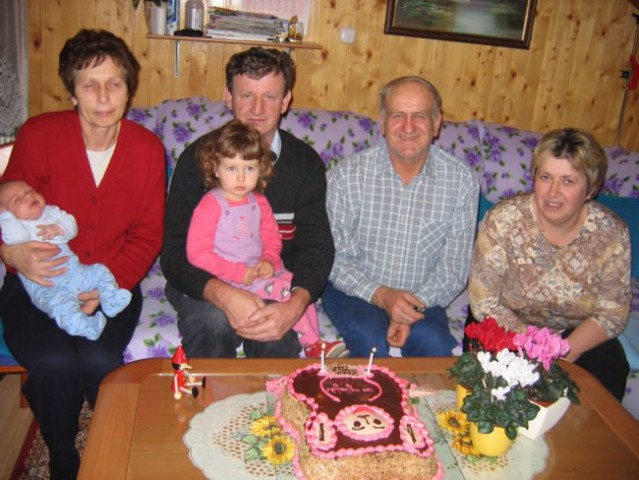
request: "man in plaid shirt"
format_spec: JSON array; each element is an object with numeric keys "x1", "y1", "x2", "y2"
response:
[{"x1": 322, "y1": 76, "x2": 479, "y2": 358}]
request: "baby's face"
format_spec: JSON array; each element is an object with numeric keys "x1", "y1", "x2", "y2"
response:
[{"x1": 0, "y1": 181, "x2": 46, "y2": 220}]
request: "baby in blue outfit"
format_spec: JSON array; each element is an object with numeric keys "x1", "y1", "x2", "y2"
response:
[{"x1": 0, "y1": 180, "x2": 131, "y2": 340}]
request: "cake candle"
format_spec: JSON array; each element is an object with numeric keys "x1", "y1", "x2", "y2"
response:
[
  {"x1": 366, "y1": 347, "x2": 377, "y2": 376},
  {"x1": 320, "y1": 342, "x2": 326, "y2": 372}
]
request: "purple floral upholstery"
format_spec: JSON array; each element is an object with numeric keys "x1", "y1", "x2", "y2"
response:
[{"x1": 121, "y1": 98, "x2": 639, "y2": 417}]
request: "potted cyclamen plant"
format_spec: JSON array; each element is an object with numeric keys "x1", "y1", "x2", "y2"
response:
[{"x1": 450, "y1": 317, "x2": 580, "y2": 455}]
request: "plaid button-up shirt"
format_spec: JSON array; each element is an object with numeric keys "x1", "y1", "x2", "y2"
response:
[{"x1": 327, "y1": 141, "x2": 479, "y2": 308}]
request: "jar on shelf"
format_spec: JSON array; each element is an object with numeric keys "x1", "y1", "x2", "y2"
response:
[{"x1": 184, "y1": 0, "x2": 205, "y2": 32}]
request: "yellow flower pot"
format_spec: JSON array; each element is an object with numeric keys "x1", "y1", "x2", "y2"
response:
[
  {"x1": 469, "y1": 422, "x2": 513, "y2": 457},
  {"x1": 455, "y1": 383, "x2": 472, "y2": 410}
]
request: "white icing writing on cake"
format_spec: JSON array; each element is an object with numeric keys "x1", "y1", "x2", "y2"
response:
[{"x1": 320, "y1": 376, "x2": 382, "y2": 403}]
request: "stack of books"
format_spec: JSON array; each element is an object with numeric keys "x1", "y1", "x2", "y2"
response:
[{"x1": 206, "y1": 7, "x2": 288, "y2": 42}]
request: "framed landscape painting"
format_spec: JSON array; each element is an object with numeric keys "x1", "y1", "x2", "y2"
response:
[{"x1": 384, "y1": 0, "x2": 538, "y2": 49}]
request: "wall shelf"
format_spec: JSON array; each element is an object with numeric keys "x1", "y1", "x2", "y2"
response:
[
  {"x1": 147, "y1": 34, "x2": 322, "y2": 77},
  {"x1": 146, "y1": 34, "x2": 321, "y2": 49}
]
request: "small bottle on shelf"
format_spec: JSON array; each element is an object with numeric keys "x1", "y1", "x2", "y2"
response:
[{"x1": 184, "y1": 0, "x2": 205, "y2": 32}]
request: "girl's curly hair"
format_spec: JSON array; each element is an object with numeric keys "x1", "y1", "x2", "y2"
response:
[{"x1": 197, "y1": 120, "x2": 274, "y2": 191}]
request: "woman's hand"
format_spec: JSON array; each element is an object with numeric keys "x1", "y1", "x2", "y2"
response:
[
  {"x1": 0, "y1": 241, "x2": 67, "y2": 286},
  {"x1": 564, "y1": 319, "x2": 610, "y2": 362}
]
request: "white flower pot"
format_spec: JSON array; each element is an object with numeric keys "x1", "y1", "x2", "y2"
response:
[{"x1": 518, "y1": 396, "x2": 571, "y2": 439}]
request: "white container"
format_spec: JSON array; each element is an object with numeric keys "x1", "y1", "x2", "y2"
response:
[
  {"x1": 146, "y1": 2, "x2": 167, "y2": 35},
  {"x1": 518, "y1": 396, "x2": 571, "y2": 439},
  {"x1": 185, "y1": 0, "x2": 205, "y2": 31}
]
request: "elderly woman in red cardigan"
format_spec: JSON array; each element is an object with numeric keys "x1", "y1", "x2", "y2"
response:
[{"x1": 0, "y1": 29, "x2": 165, "y2": 480}]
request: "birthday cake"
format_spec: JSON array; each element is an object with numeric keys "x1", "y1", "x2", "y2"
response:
[{"x1": 267, "y1": 363, "x2": 443, "y2": 480}]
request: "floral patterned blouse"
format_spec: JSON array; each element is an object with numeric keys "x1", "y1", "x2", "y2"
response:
[{"x1": 469, "y1": 193, "x2": 631, "y2": 338}]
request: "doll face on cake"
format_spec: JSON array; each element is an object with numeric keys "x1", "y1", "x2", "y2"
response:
[{"x1": 335, "y1": 405, "x2": 394, "y2": 441}]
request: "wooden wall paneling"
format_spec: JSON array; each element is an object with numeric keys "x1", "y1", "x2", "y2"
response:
[
  {"x1": 568, "y1": 1, "x2": 601, "y2": 135},
  {"x1": 603, "y1": 3, "x2": 638, "y2": 145},
  {"x1": 41, "y1": 0, "x2": 65, "y2": 114},
  {"x1": 27, "y1": 0, "x2": 43, "y2": 117},
  {"x1": 132, "y1": 5, "x2": 153, "y2": 107},
  {"x1": 464, "y1": 48, "x2": 488, "y2": 119},
  {"x1": 480, "y1": 48, "x2": 507, "y2": 123},
  {"x1": 551, "y1": 1, "x2": 580, "y2": 131},
  {"x1": 350, "y1": 0, "x2": 384, "y2": 117},
  {"x1": 306, "y1": 0, "x2": 344, "y2": 109},
  {"x1": 25, "y1": 0, "x2": 639, "y2": 149},
  {"x1": 173, "y1": 39, "x2": 192, "y2": 100},
  {"x1": 621, "y1": 90, "x2": 639, "y2": 148},
  {"x1": 439, "y1": 43, "x2": 475, "y2": 121},
  {"x1": 326, "y1": 1, "x2": 354, "y2": 110},
  {"x1": 529, "y1": 0, "x2": 554, "y2": 132},
  {"x1": 146, "y1": 39, "x2": 172, "y2": 107},
  {"x1": 300, "y1": 2, "x2": 335, "y2": 108},
  {"x1": 59, "y1": 0, "x2": 80, "y2": 49},
  {"x1": 534, "y1": 0, "x2": 569, "y2": 132},
  {"x1": 201, "y1": 44, "x2": 229, "y2": 104},
  {"x1": 575, "y1": 1, "x2": 613, "y2": 139},
  {"x1": 344, "y1": 0, "x2": 376, "y2": 116}
]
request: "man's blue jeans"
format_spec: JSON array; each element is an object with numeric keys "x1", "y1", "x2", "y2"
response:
[{"x1": 321, "y1": 281, "x2": 457, "y2": 358}]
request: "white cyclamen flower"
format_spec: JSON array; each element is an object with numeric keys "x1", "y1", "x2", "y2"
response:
[
  {"x1": 491, "y1": 386, "x2": 512, "y2": 401},
  {"x1": 501, "y1": 355, "x2": 540, "y2": 388},
  {"x1": 479, "y1": 349, "x2": 540, "y2": 389}
]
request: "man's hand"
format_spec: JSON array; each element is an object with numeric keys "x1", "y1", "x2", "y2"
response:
[
  {"x1": 236, "y1": 288, "x2": 310, "y2": 342},
  {"x1": 372, "y1": 285, "x2": 424, "y2": 325},
  {"x1": 78, "y1": 289, "x2": 100, "y2": 315},
  {"x1": 387, "y1": 322, "x2": 410, "y2": 348},
  {"x1": 0, "y1": 241, "x2": 68, "y2": 286},
  {"x1": 203, "y1": 278, "x2": 266, "y2": 330}
]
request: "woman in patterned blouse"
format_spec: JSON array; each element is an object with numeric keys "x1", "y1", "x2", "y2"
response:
[{"x1": 467, "y1": 128, "x2": 631, "y2": 401}]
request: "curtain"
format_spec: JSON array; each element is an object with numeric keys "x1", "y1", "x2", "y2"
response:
[{"x1": 0, "y1": 0, "x2": 28, "y2": 144}]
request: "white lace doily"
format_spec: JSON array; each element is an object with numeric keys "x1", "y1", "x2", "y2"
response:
[
  {"x1": 424, "y1": 390, "x2": 549, "y2": 479},
  {"x1": 184, "y1": 392, "x2": 295, "y2": 480}
]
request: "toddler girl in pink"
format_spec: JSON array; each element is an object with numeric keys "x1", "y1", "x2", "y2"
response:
[{"x1": 186, "y1": 120, "x2": 347, "y2": 358}]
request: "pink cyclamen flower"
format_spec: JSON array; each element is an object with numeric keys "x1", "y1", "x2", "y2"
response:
[{"x1": 513, "y1": 326, "x2": 570, "y2": 370}]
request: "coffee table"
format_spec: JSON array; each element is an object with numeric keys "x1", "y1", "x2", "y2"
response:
[{"x1": 78, "y1": 357, "x2": 639, "y2": 479}]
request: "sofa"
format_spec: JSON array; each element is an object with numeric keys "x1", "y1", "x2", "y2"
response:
[{"x1": 2, "y1": 96, "x2": 638, "y2": 417}]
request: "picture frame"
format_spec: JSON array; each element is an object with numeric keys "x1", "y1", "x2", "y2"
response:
[{"x1": 384, "y1": 0, "x2": 538, "y2": 49}]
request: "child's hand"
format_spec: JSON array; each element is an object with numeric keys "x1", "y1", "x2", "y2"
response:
[
  {"x1": 37, "y1": 224, "x2": 64, "y2": 240},
  {"x1": 387, "y1": 322, "x2": 410, "y2": 348},
  {"x1": 255, "y1": 260, "x2": 275, "y2": 279},
  {"x1": 78, "y1": 290, "x2": 100, "y2": 315},
  {"x1": 242, "y1": 265, "x2": 257, "y2": 286}
]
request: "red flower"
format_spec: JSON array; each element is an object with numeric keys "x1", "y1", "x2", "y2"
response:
[{"x1": 465, "y1": 317, "x2": 516, "y2": 353}]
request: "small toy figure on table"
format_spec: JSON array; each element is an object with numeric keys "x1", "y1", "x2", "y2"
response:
[{"x1": 171, "y1": 345, "x2": 205, "y2": 399}]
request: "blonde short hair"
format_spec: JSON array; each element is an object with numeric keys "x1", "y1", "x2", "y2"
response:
[{"x1": 531, "y1": 128, "x2": 607, "y2": 196}]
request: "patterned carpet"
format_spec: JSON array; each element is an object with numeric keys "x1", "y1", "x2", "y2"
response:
[{"x1": 10, "y1": 402, "x2": 92, "y2": 480}]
